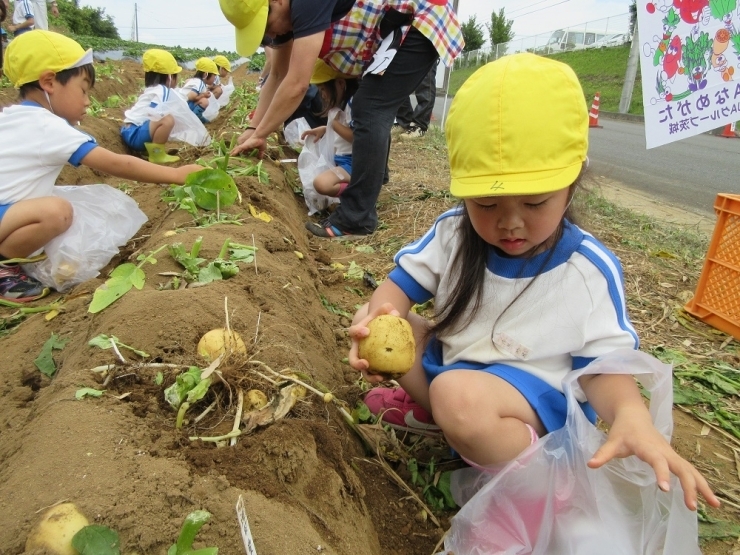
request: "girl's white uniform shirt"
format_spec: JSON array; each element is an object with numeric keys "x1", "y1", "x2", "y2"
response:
[
  {"x1": 177, "y1": 78, "x2": 206, "y2": 100},
  {"x1": 389, "y1": 208, "x2": 639, "y2": 395},
  {"x1": 331, "y1": 99, "x2": 353, "y2": 156},
  {"x1": 0, "y1": 103, "x2": 97, "y2": 204},
  {"x1": 124, "y1": 85, "x2": 172, "y2": 126}
]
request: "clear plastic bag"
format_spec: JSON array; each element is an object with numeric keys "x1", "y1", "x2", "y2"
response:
[
  {"x1": 441, "y1": 349, "x2": 701, "y2": 555},
  {"x1": 150, "y1": 93, "x2": 211, "y2": 147},
  {"x1": 217, "y1": 77, "x2": 235, "y2": 107},
  {"x1": 283, "y1": 117, "x2": 311, "y2": 148},
  {"x1": 296, "y1": 112, "x2": 342, "y2": 215},
  {"x1": 202, "y1": 93, "x2": 220, "y2": 122},
  {"x1": 22, "y1": 185, "x2": 148, "y2": 292}
]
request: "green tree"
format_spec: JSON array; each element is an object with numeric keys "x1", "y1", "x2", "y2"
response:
[
  {"x1": 629, "y1": 0, "x2": 637, "y2": 33},
  {"x1": 53, "y1": 0, "x2": 119, "y2": 39},
  {"x1": 461, "y1": 15, "x2": 486, "y2": 52},
  {"x1": 487, "y1": 7, "x2": 514, "y2": 56}
]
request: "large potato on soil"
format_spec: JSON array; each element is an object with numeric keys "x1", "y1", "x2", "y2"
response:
[
  {"x1": 25, "y1": 503, "x2": 89, "y2": 555},
  {"x1": 358, "y1": 315, "x2": 415, "y2": 378},
  {"x1": 197, "y1": 328, "x2": 247, "y2": 360}
]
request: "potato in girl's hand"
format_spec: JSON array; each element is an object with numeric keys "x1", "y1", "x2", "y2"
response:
[{"x1": 358, "y1": 315, "x2": 415, "y2": 379}]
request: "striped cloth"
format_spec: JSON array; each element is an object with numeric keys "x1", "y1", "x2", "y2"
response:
[{"x1": 320, "y1": 0, "x2": 464, "y2": 77}]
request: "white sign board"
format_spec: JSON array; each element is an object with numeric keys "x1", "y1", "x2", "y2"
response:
[
  {"x1": 236, "y1": 495, "x2": 258, "y2": 555},
  {"x1": 637, "y1": 0, "x2": 740, "y2": 148}
]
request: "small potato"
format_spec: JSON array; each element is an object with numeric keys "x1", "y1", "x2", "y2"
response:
[
  {"x1": 25, "y1": 503, "x2": 89, "y2": 555},
  {"x1": 197, "y1": 328, "x2": 247, "y2": 360},
  {"x1": 247, "y1": 389, "x2": 268, "y2": 410},
  {"x1": 358, "y1": 315, "x2": 415, "y2": 379}
]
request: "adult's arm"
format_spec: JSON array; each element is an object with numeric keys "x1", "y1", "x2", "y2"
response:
[{"x1": 231, "y1": 32, "x2": 323, "y2": 156}]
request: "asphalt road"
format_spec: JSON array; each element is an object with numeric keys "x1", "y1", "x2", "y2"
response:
[{"x1": 432, "y1": 96, "x2": 740, "y2": 217}]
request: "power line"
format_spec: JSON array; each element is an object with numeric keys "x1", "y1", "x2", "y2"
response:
[
  {"x1": 512, "y1": 0, "x2": 571, "y2": 20},
  {"x1": 138, "y1": 23, "x2": 231, "y2": 30},
  {"x1": 507, "y1": 0, "x2": 561, "y2": 16}
]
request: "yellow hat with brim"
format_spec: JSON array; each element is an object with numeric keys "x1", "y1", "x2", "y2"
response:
[
  {"x1": 446, "y1": 53, "x2": 588, "y2": 198},
  {"x1": 4, "y1": 30, "x2": 93, "y2": 88},
  {"x1": 195, "y1": 57, "x2": 219, "y2": 74},
  {"x1": 143, "y1": 49, "x2": 182, "y2": 74},
  {"x1": 219, "y1": 0, "x2": 268, "y2": 57},
  {"x1": 310, "y1": 59, "x2": 345, "y2": 84},
  {"x1": 213, "y1": 55, "x2": 232, "y2": 72}
]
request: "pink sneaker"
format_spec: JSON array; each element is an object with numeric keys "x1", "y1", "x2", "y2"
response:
[{"x1": 363, "y1": 388, "x2": 441, "y2": 436}]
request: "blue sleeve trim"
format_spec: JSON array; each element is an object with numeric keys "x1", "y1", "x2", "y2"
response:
[
  {"x1": 149, "y1": 101, "x2": 158, "y2": 108},
  {"x1": 388, "y1": 266, "x2": 433, "y2": 305},
  {"x1": 393, "y1": 207, "x2": 462, "y2": 264},
  {"x1": 572, "y1": 356, "x2": 596, "y2": 370},
  {"x1": 68, "y1": 141, "x2": 98, "y2": 167}
]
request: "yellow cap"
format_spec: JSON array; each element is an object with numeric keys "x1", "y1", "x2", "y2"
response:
[
  {"x1": 219, "y1": 0, "x2": 268, "y2": 56},
  {"x1": 310, "y1": 59, "x2": 345, "y2": 84},
  {"x1": 195, "y1": 57, "x2": 219, "y2": 74},
  {"x1": 142, "y1": 49, "x2": 182, "y2": 74},
  {"x1": 213, "y1": 55, "x2": 232, "y2": 72},
  {"x1": 4, "y1": 30, "x2": 93, "y2": 88},
  {"x1": 446, "y1": 53, "x2": 588, "y2": 198}
]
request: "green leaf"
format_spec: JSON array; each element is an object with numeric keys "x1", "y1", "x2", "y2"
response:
[
  {"x1": 170, "y1": 510, "x2": 213, "y2": 555},
  {"x1": 72, "y1": 525, "x2": 121, "y2": 555},
  {"x1": 352, "y1": 401, "x2": 373, "y2": 423},
  {"x1": 89, "y1": 276, "x2": 134, "y2": 313},
  {"x1": 110, "y1": 263, "x2": 146, "y2": 290},
  {"x1": 76, "y1": 388, "x2": 105, "y2": 400},
  {"x1": 197, "y1": 263, "x2": 223, "y2": 284},
  {"x1": 34, "y1": 333, "x2": 70, "y2": 378},
  {"x1": 436, "y1": 470, "x2": 458, "y2": 509},
  {"x1": 164, "y1": 367, "x2": 203, "y2": 409},
  {"x1": 354, "y1": 245, "x2": 375, "y2": 254},
  {"x1": 186, "y1": 377, "x2": 212, "y2": 403},
  {"x1": 343, "y1": 261, "x2": 364, "y2": 280},
  {"x1": 184, "y1": 169, "x2": 238, "y2": 210},
  {"x1": 229, "y1": 247, "x2": 255, "y2": 263},
  {"x1": 155, "y1": 372, "x2": 164, "y2": 385}
]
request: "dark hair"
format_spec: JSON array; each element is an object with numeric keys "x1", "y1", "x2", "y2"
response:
[
  {"x1": 19, "y1": 63, "x2": 96, "y2": 98},
  {"x1": 316, "y1": 77, "x2": 358, "y2": 117},
  {"x1": 1, "y1": 3, "x2": 7, "y2": 72},
  {"x1": 144, "y1": 71, "x2": 176, "y2": 87},
  {"x1": 429, "y1": 178, "x2": 582, "y2": 340},
  {"x1": 194, "y1": 70, "x2": 214, "y2": 80}
]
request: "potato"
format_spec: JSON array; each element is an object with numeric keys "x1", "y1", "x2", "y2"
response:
[
  {"x1": 247, "y1": 389, "x2": 268, "y2": 410},
  {"x1": 25, "y1": 503, "x2": 89, "y2": 555},
  {"x1": 197, "y1": 328, "x2": 247, "y2": 360},
  {"x1": 358, "y1": 315, "x2": 415, "y2": 378}
]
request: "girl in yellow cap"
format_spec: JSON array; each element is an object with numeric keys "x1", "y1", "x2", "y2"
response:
[
  {"x1": 177, "y1": 57, "x2": 219, "y2": 123},
  {"x1": 299, "y1": 60, "x2": 358, "y2": 199},
  {"x1": 209, "y1": 54, "x2": 232, "y2": 101},
  {"x1": 121, "y1": 49, "x2": 183, "y2": 163},
  {"x1": 347, "y1": 53, "x2": 719, "y2": 522}
]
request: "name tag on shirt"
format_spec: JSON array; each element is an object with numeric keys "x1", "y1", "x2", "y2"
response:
[{"x1": 493, "y1": 332, "x2": 531, "y2": 360}]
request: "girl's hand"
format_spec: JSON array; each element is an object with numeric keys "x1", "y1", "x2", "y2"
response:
[
  {"x1": 348, "y1": 302, "x2": 401, "y2": 383},
  {"x1": 301, "y1": 126, "x2": 326, "y2": 141},
  {"x1": 588, "y1": 412, "x2": 720, "y2": 511},
  {"x1": 231, "y1": 133, "x2": 266, "y2": 158}
]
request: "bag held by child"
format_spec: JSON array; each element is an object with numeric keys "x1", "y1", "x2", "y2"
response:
[
  {"x1": 22, "y1": 185, "x2": 148, "y2": 292},
  {"x1": 442, "y1": 349, "x2": 702, "y2": 555}
]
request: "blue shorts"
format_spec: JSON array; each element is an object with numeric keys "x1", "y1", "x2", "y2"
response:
[
  {"x1": 422, "y1": 338, "x2": 596, "y2": 432},
  {"x1": 334, "y1": 154, "x2": 352, "y2": 175},
  {"x1": 121, "y1": 121, "x2": 152, "y2": 151},
  {"x1": 0, "y1": 203, "x2": 12, "y2": 223},
  {"x1": 188, "y1": 101, "x2": 208, "y2": 123}
]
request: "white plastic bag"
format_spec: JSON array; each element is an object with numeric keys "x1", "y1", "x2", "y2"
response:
[
  {"x1": 150, "y1": 92, "x2": 211, "y2": 147},
  {"x1": 202, "y1": 93, "x2": 220, "y2": 122},
  {"x1": 296, "y1": 111, "x2": 342, "y2": 215},
  {"x1": 283, "y1": 117, "x2": 311, "y2": 148},
  {"x1": 441, "y1": 349, "x2": 702, "y2": 555},
  {"x1": 217, "y1": 77, "x2": 235, "y2": 107},
  {"x1": 22, "y1": 185, "x2": 148, "y2": 292}
]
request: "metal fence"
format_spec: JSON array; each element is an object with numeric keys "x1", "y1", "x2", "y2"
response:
[{"x1": 452, "y1": 12, "x2": 632, "y2": 70}]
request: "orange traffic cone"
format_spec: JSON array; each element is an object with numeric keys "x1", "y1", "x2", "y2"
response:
[
  {"x1": 589, "y1": 92, "x2": 602, "y2": 128},
  {"x1": 720, "y1": 122, "x2": 737, "y2": 138}
]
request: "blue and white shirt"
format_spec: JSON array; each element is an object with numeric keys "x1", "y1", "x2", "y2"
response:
[
  {"x1": 12, "y1": 0, "x2": 35, "y2": 35},
  {"x1": 389, "y1": 208, "x2": 639, "y2": 395},
  {"x1": 124, "y1": 85, "x2": 172, "y2": 126}
]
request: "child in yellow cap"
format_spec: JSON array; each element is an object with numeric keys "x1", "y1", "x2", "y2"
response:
[
  {"x1": 210, "y1": 54, "x2": 232, "y2": 101},
  {"x1": 300, "y1": 60, "x2": 358, "y2": 200},
  {"x1": 348, "y1": 54, "x2": 719, "y2": 514},
  {"x1": 0, "y1": 31, "x2": 201, "y2": 301},
  {"x1": 177, "y1": 57, "x2": 219, "y2": 122},
  {"x1": 121, "y1": 48, "x2": 183, "y2": 163}
]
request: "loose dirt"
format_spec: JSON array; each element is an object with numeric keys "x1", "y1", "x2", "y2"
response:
[{"x1": 0, "y1": 59, "x2": 738, "y2": 555}]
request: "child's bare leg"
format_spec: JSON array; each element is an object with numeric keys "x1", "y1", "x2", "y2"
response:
[
  {"x1": 212, "y1": 86, "x2": 223, "y2": 99},
  {"x1": 197, "y1": 97, "x2": 209, "y2": 108},
  {"x1": 429, "y1": 371, "x2": 546, "y2": 466},
  {"x1": 314, "y1": 167, "x2": 350, "y2": 197},
  {"x1": 0, "y1": 198, "x2": 73, "y2": 258},
  {"x1": 149, "y1": 115, "x2": 175, "y2": 144}
]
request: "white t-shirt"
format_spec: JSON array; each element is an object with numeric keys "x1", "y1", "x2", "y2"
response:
[
  {"x1": 124, "y1": 85, "x2": 173, "y2": 125},
  {"x1": 389, "y1": 210, "x2": 639, "y2": 394},
  {"x1": 331, "y1": 99, "x2": 353, "y2": 156},
  {"x1": 12, "y1": 0, "x2": 34, "y2": 32},
  {"x1": 177, "y1": 78, "x2": 206, "y2": 100},
  {"x1": 0, "y1": 102, "x2": 97, "y2": 204}
]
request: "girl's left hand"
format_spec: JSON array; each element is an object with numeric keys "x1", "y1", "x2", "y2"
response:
[{"x1": 588, "y1": 412, "x2": 720, "y2": 511}]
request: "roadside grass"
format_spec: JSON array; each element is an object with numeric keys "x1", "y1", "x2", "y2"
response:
[{"x1": 448, "y1": 44, "x2": 643, "y2": 114}]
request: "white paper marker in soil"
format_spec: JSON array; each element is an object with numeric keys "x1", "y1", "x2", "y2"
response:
[{"x1": 236, "y1": 495, "x2": 258, "y2": 555}]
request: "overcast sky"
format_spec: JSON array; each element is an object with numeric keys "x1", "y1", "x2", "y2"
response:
[{"x1": 83, "y1": 0, "x2": 631, "y2": 52}]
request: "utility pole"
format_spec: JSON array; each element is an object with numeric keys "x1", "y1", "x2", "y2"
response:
[
  {"x1": 619, "y1": 25, "x2": 639, "y2": 113},
  {"x1": 134, "y1": 3, "x2": 139, "y2": 42}
]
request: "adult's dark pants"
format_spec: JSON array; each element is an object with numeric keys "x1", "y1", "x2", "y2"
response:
[
  {"x1": 327, "y1": 26, "x2": 438, "y2": 234},
  {"x1": 396, "y1": 59, "x2": 439, "y2": 132}
]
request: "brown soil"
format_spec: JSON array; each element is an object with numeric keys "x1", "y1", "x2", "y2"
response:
[{"x1": 1, "y1": 60, "x2": 739, "y2": 555}]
